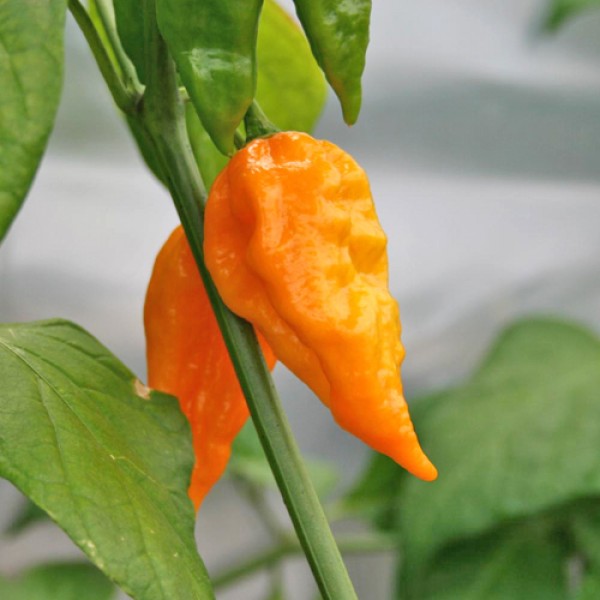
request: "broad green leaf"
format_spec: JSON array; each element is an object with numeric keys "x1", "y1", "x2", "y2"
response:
[
  {"x1": 542, "y1": 0, "x2": 600, "y2": 31},
  {"x1": 0, "y1": 320, "x2": 214, "y2": 600},
  {"x1": 0, "y1": 0, "x2": 67, "y2": 243},
  {"x1": 229, "y1": 421, "x2": 338, "y2": 499},
  {"x1": 395, "y1": 318, "x2": 600, "y2": 579},
  {"x1": 292, "y1": 0, "x2": 370, "y2": 124},
  {"x1": 184, "y1": 0, "x2": 326, "y2": 191},
  {"x1": 157, "y1": 0, "x2": 263, "y2": 155},
  {"x1": 398, "y1": 522, "x2": 568, "y2": 600},
  {"x1": 0, "y1": 562, "x2": 115, "y2": 600}
]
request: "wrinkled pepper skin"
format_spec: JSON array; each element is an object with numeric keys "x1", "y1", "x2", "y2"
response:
[
  {"x1": 145, "y1": 226, "x2": 277, "y2": 509},
  {"x1": 292, "y1": 0, "x2": 371, "y2": 124},
  {"x1": 204, "y1": 132, "x2": 437, "y2": 482},
  {"x1": 157, "y1": 0, "x2": 264, "y2": 155}
]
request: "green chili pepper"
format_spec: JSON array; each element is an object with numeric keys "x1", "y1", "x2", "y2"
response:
[
  {"x1": 157, "y1": 0, "x2": 264, "y2": 155},
  {"x1": 292, "y1": 0, "x2": 371, "y2": 125}
]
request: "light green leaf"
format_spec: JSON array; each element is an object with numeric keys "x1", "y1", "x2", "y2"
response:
[
  {"x1": 229, "y1": 421, "x2": 338, "y2": 499},
  {"x1": 0, "y1": 562, "x2": 115, "y2": 600},
  {"x1": 0, "y1": 0, "x2": 67, "y2": 243},
  {"x1": 0, "y1": 319, "x2": 214, "y2": 600},
  {"x1": 185, "y1": 0, "x2": 327, "y2": 191},
  {"x1": 256, "y1": 0, "x2": 326, "y2": 133},
  {"x1": 398, "y1": 523, "x2": 568, "y2": 600},
  {"x1": 542, "y1": 0, "x2": 600, "y2": 31},
  {"x1": 576, "y1": 571, "x2": 600, "y2": 599},
  {"x1": 396, "y1": 318, "x2": 600, "y2": 580}
]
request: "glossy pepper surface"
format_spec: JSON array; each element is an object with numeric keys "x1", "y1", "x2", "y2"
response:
[
  {"x1": 292, "y1": 0, "x2": 371, "y2": 124},
  {"x1": 204, "y1": 131, "x2": 437, "y2": 482},
  {"x1": 157, "y1": 0, "x2": 264, "y2": 155},
  {"x1": 145, "y1": 226, "x2": 277, "y2": 509}
]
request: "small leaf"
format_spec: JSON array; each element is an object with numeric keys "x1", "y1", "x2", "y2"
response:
[
  {"x1": 0, "y1": 562, "x2": 115, "y2": 600},
  {"x1": 229, "y1": 421, "x2": 338, "y2": 499},
  {"x1": 398, "y1": 522, "x2": 568, "y2": 599},
  {"x1": 0, "y1": 0, "x2": 67, "y2": 242},
  {"x1": 292, "y1": 0, "x2": 370, "y2": 124},
  {"x1": 0, "y1": 319, "x2": 214, "y2": 600},
  {"x1": 395, "y1": 318, "x2": 600, "y2": 579},
  {"x1": 256, "y1": 0, "x2": 326, "y2": 133},
  {"x1": 113, "y1": 0, "x2": 146, "y2": 82},
  {"x1": 184, "y1": 0, "x2": 327, "y2": 191},
  {"x1": 542, "y1": 0, "x2": 600, "y2": 32},
  {"x1": 576, "y1": 571, "x2": 600, "y2": 599},
  {"x1": 157, "y1": 0, "x2": 263, "y2": 155}
]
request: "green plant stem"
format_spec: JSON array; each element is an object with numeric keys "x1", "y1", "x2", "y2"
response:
[
  {"x1": 141, "y1": 2, "x2": 357, "y2": 598},
  {"x1": 213, "y1": 533, "x2": 397, "y2": 590},
  {"x1": 68, "y1": 0, "x2": 140, "y2": 114}
]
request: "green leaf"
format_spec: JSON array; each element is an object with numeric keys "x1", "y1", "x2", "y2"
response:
[
  {"x1": 157, "y1": 0, "x2": 263, "y2": 155},
  {"x1": 542, "y1": 0, "x2": 600, "y2": 31},
  {"x1": 571, "y1": 500, "x2": 600, "y2": 568},
  {"x1": 396, "y1": 318, "x2": 600, "y2": 580},
  {"x1": 184, "y1": 0, "x2": 326, "y2": 191},
  {"x1": 113, "y1": 0, "x2": 145, "y2": 82},
  {"x1": 0, "y1": 319, "x2": 214, "y2": 600},
  {"x1": 229, "y1": 421, "x2": 338, "y2": 499},
  {"x1": 292, "y1": 0, "x2": 370, "y2": 124},
  {"x1": 576, "y1": 571, "x2": 600, "y2": 599},
  {"x1": 0, "y1": 562, "x2": 115, "y2": 600},
  {"x1": 256, "y1": 0, "x2": 326, "y2": 133},
  {"x1": 0, "y1": 0, "x2": 67, "y2": 243},
  {"x1": 398, "y1": 522, "x2": 568, "y2": 600}
]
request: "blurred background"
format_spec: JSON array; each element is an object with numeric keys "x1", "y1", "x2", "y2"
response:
[{"x1": 1, "y1": 0, "x2": 599, "y2": 598}]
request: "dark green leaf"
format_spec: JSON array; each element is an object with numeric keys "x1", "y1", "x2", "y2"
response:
[
  {"x1": 0, "y1": 562, "x2": 115, "y2": 600},
  {"x1": 542, "y1": 0, "x2": 600, "y2": 32},
  {"x1": 157, "y1": 0, "x2": 263, "y2": 155},
  {"x1": 113, "y1": 0, "x2": 145, "y2": 82},
  {"x1": 0, "y1": 319, "x2": 213, "y2": 600},
  {"x1": 292, "y1": 0, "x2": 370, "y2": 124},
  {"x1": 229, "y1": 421, "x2": 338, "y2": 499},
  {"x1": 571, "y1": 500, "x2": 600, "y2": 568},
  {"x1": 396, "y1": 318, "x2": 600, "y2": 579},
  {"x1": 398, "y1": 522, "x2": 568, "y2": 600},
  {"x1": 0, "y1": 0, "x2": 67, "y2": 242}
]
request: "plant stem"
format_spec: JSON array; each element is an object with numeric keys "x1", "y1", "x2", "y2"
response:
[
  {"x1": 141, "y1": 2, "x2": 357, "y2": 598},
  {"x1": 213, "y1": 533, "x2": 397, "y2": 590},
  {"x1": 68, "y1": 0, "x2": 140, "y2": 114}
]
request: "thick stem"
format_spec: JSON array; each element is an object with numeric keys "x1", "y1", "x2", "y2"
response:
[{"x1": 141, "y1": 2, "x2": 357, "y2": 598}]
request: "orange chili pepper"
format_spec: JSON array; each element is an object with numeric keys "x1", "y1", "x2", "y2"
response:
[
  {"x1": 204, "y1": 131, "x2": 437, "y2": 482},
  {"x1": 144, "y1": 226, "x2": 277, "y2": 509}
]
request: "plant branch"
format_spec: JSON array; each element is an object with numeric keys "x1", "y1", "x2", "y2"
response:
[
  {"x1": 213, "y1": 533, "x2": 397, "y2": 590},
  {"x1": 140, "y1": 2, "x2": 357, "y2": 598},
  {"x1": 68, "y1": 0, "x2": 140, "y2": 114}
]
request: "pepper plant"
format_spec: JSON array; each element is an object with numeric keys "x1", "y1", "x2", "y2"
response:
[{"x1": 1, "y1": 1, "x2": 600, "y2": 599}]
